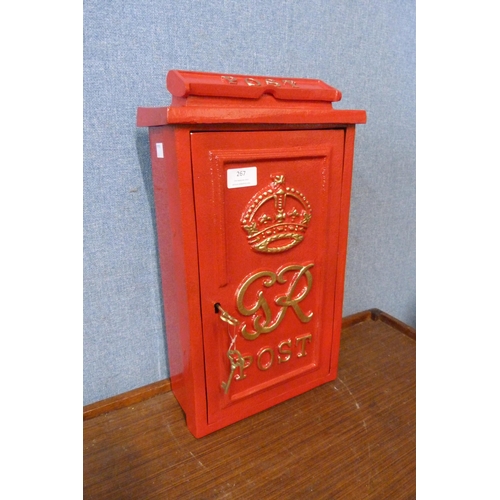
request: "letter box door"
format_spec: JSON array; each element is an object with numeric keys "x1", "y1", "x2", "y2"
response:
[{"x1": 190, "y1": 128, "x2": 346, "y2": 426}]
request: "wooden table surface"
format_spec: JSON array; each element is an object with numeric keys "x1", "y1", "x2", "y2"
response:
[{"x1": 84, "y1": 310, "x2": 416, "y2": 499}]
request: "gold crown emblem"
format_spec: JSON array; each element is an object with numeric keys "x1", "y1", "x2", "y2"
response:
[{"x1": 241, "y1": 174, "x2": 312, "y2": 253}]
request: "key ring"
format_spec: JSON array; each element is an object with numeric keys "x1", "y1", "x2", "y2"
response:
[{"x1": 215, "y1": 303, "x2": 240, "y2": 327}]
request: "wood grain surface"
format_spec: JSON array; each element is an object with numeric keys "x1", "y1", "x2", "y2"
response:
[{"x1": 84, "y1": 311, "x2": 416, "y2": 499}]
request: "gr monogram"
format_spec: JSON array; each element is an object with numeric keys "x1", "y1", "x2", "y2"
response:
[{"x1": 236, "y1": 263, "x2": 314, "y2": 340}]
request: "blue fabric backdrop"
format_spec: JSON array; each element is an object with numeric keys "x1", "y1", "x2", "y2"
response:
[{"x1": 83, "y1": 0, "x2": 415, "y2": 405}]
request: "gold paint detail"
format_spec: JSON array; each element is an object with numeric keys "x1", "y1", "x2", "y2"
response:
[
  {"x1": 241, "y1": 174, "x2": 312, "y2": 253},
  {"x1": 295, "y1": 333, "x2": 313, "y2": 357},
  {"x1": 235, "y1": 355, "x2": 253, "y2": 381},
  {"x1": 219, "y1": 334, "x2": 314, "y2": 389},
  {"x1": 278, "y1": 340, "x2": 292, "y2": 363},
  {"x1": 256, "y1": 347, "x2": 274, "y2": 371},
  {"x1": 237, "y1": 263, "x2": 314, "y2": 341}
]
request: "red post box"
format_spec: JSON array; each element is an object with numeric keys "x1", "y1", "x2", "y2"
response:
[{"x1": 137, "y1": 70, "x2": 366, "y2": 437}]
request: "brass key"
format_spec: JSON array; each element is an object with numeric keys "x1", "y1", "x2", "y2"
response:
[{"x1": 221, "y1": 349, "x2": 244, "y2": 394}]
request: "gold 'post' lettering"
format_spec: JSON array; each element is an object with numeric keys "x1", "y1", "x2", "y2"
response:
[
  {"x1": 278, "y1": 340, "x2": 292, "y2": 363},
  {"x1": 235, "y1": 355, "x2": 253, "y2": 381},
  {"x1": 295, "y1": 334, "x2": 312, "y2": 357},
  {"x1": 282, "y1": 79, "x2": 298, "y2": 87},
  {"x1": 257, "y1": 347, "x2": 274, "y2": 370}
]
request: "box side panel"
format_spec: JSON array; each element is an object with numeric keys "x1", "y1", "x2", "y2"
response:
[
  {"x1": 329, "y1": 125, "x2": 357, "y2": 379},
  {"x1": 148, "y1": 126, "x2": 208, "y2": 435}
]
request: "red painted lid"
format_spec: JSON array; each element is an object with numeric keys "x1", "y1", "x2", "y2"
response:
[{"x1": 167, "y1": 70, "x2": 342, "y2": 102}]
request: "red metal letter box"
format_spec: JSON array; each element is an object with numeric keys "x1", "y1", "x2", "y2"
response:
[{"x1": 137, "y1": 70, "x2": 366, "y2": 437}]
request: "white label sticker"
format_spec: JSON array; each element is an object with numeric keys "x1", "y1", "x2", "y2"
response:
[
  {"x1": 156, "y1": 143, "x2": 164, "y2": 158},
  {"x1": 227, "y1": 166, "x2": 257, "y2": 189}
]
